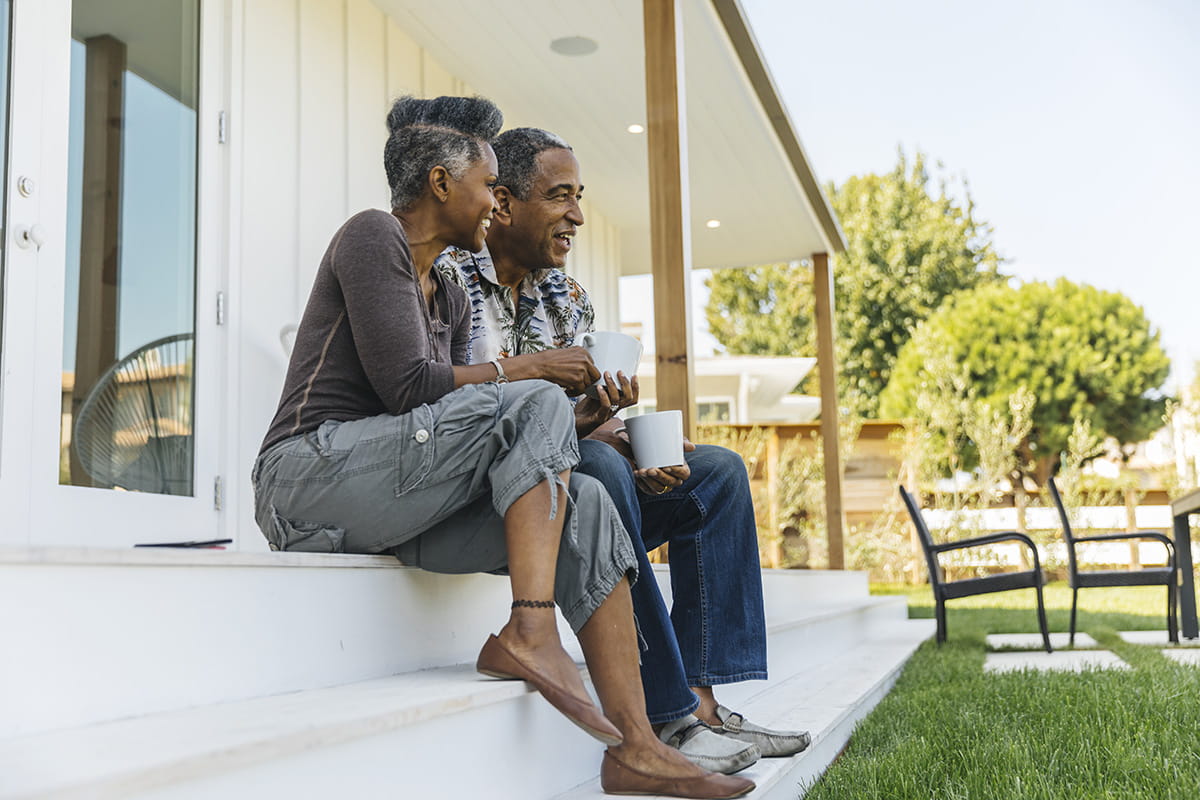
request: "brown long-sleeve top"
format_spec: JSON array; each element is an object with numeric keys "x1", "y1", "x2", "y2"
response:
[{"x1": 260, "y1": 210, "x2": 470, "y2": 454}]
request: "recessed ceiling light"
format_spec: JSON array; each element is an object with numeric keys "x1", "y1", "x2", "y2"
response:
[
  {"x1": 550, "y1": 36, "x2": 598, "y2": 56},
  {"x1": 705, "y1": 219, "x2": 721, "y2": 229},
  {"x1": 627, "y1": 124, "x2": 645, "y2": 134}
]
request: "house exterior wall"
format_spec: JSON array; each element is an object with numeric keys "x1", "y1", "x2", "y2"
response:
[{"x1": 230, "y1": 0, "x2": 620, "y2": 547}]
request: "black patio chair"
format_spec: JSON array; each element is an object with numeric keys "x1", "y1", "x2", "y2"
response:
[
  {"x1": 1046, "y1": 478, "x2": 1177, "y2": 645},
  {"x1": 899, "y1": 486, "x2": 1052, "y2": 652}
]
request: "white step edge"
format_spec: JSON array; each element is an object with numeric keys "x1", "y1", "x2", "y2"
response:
[
  {"x1": 717, "y1": 595, "x2": 910, "y2": 711},
  {"x1": 767, "y1": 595, "x2": 906, "y2": 634},
  {"x1": 1, "y1": 597, "x2": 916, "y2": 800},
  {"x1": 555, "y1": 619, "x2": 936, "y2": 800},
  {"x1": 1, "y1": 544, "x2": 889, "y2": 740},
  {"x1": 0, "y1": 545, "x2": 401, "y2": 569},
  {"x1": 0, "y1": 664, "x2": 542, "y2": 800}
]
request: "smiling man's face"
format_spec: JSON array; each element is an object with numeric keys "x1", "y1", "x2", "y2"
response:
[{"x1": 504, "y1": 147, "x2": 585, "y2": 272}]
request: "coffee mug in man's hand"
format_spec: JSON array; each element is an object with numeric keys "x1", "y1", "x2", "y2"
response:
[
  {"x1": 623, "y1": 410, "x2": 685, "y2": 469},
  {"x1": 581, "y1": 331, "x2": 643, "y2": 398}
]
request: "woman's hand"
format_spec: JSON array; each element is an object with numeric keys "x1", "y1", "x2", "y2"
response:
[
  {"x1": 509, "y1": 348, "x2": 600, "y2": 396},
  {"x1": 574, "y1": 372, "x2": 638, "y2": 438}
]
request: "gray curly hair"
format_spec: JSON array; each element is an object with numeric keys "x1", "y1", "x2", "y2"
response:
[
  {"x1": 384, "y1": 95, "x2": 504, "y2": 211},
  {"x1": 491, "y1": 127, "x2": 573, "y2": 200}
]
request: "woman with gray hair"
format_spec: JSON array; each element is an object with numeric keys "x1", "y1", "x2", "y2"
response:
[{"x1": 252, "y1": 95, "x2": 752, "y2": 798}]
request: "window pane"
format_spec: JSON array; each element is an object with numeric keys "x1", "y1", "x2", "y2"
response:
[{"x1": 59, "y1": 1, "x2": 199, "y2": 496}]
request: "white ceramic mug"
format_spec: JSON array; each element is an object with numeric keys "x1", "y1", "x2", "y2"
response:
[
  {"x1": 623, "y1": 410, "x2": 685, "y2": 469},
  {"x1": 581, "y1": 331, "x2": 643, "y2": 398}
]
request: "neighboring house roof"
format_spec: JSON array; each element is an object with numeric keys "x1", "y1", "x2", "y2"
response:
[
  {"x1": 374, "y1": 0, "x2": 846, "y2": 274},
  {"x1": 637, "y1": 354, "x2": 820, "y2": 423}
]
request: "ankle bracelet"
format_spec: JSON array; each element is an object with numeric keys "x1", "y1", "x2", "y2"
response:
[{"x1": 512, "y1": 599, "x2": 555, "y2": 609}]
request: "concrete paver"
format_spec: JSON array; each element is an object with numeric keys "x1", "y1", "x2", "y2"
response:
[
  {"x1": 1118, "y1": 630, "x2": 1200, "y2": 647},
  {"x1": 1162, "y1": 649, "x2": 1200, "y2": 666},
  {"x1": 986, "y1": 633, "x2": 1097, "y2": 650},
  {"x1": 983, "y1": 650, "x2": 1129, "y2": 673}
]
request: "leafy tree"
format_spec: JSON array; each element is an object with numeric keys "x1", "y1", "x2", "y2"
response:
[
  {"x1": 879, "y1": 278, "x2": 1171, "y2": 482},
  {"x1": 705, "y1": 262, "x2": 813, "y2": 359},
  {"x1": 704, "y1": 149, "x2": 1003, "y2": 414}
]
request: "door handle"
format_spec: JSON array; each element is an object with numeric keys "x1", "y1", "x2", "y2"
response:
[
  {"x1": 279, "y1": 323, "x2": 298, "y2": 356},
  {"x1": 14, "y1": 223, "x2": 46, "y2": 250}
]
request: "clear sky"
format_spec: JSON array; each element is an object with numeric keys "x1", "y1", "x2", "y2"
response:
[{"x1": 626, "y1": 0, "x2": 1199, "y2": 391}]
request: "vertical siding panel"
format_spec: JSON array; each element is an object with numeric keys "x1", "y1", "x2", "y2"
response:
[
  {"x1": 241, "y1": 0, "x2": 300, "y2": 312},
  {"x1": 584, "y1": 210, "x2": 602, "y2": 325},
  {"x1": 345, "y1": 0, "x2": 388, "y2": 213},
  {"x1": 385, "y1": 19, "x2": 422, "y2": 101},
  {"x1": 239, "y1": 0, "x2": 301, "y2": 548},
  {"x1": 565, "y1": 199, "x2": 586, "y2": 299},
  {"x1": 569, "y1": 199, "x2": 620, "y2": 332},
  {"x1": 597, "y1": 218, "x2": 620, "y2": 332},
  {"x1": 581, "y1": 198, "x2": 601, "y2": 304},
  {"x1": 297, "y1": 0, "x2": 349, "y2": 304},
  {"x1": 585, "y1": 214, "x2": 606, "y2": 331},
  {"x1": 421, "y1": 50, "x2": 455, "y2": 97},
  {"x1": 607, "y1": 223, "x2": 622, "y2": 332}
]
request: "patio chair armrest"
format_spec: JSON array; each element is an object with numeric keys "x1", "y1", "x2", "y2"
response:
[
  {"x1": 933, "y1": 531, "x2": 1039, "y2": 554},
  {"x1": 933, "y1": 531, "x2": 1043, "y2": 572},
  {"x1": 1072, "y1": 531, "x2": 1175, "y2": 551}
]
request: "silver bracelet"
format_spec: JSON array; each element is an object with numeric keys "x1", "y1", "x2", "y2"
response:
[{"x1": 490, "y1": 358, "x2": 509, "y2": 384}]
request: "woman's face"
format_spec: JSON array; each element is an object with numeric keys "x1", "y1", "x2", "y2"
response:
[{"x1": 445, "y1": 143, "x2": 499, "y2": 253}]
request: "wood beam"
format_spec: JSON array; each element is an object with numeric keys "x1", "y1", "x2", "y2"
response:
[
  {"x1": 642, "y1": 0, "x2": 695, "y2": 437},
  {"x1": 766, "y1": 427, "x2": 781, "y2": 568},
  {"x1": 70, "y1": 34, "x2": 126, "y2": 486},
  {"x1": 813, "y1": 252, "x2": 846, "y2": 568}
]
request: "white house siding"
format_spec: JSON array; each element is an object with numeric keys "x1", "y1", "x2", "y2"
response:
[
  {"x1": 232, "y1": 0, "x2": 621, "y2": 547},
  {"x1": 567, "y1": 197, "x2": 622, "y2": 334}
]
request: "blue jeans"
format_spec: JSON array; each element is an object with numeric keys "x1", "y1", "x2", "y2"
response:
[{"x1": 576, "y1": 439, "x2": 768, "y2": 724}]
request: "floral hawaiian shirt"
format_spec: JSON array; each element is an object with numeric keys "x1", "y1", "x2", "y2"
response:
[{"x1": 434, "y1": 245, "x2": 594, "y2": 364}]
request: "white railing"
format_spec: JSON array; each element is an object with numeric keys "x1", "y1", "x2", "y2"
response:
[{"x1": 922, "y1": 505, "x2": 1179, "y2": 567}]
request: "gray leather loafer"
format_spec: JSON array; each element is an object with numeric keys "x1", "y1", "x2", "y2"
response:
[
  {"x1": 712, "y1": 704, "x2": 811, "y2": 757},
  {"x1": 658, "y1": 714, "x2": 761, "y2": 774}
]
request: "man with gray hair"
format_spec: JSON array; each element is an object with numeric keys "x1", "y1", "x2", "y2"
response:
[{"x1": 436, "y1": 127, "x2": 811, "y2": 775}]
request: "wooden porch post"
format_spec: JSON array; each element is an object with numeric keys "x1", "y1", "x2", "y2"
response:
[
  {"x1": 813, "y1": 252, "x2": 846, "y2": 568},
  {"x1": 642, "y1": 0, "x2": 696, "y2": 437},
  {"x1": 766, "y1": 426, "x2": 782, "y2": 568}
]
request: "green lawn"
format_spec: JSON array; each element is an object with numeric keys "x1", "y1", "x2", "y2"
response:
[{"x1": 803, "y1": 583, "x2": 1200, "y2": 800}]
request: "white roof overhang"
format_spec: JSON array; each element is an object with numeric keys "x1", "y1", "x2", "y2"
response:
[{"x1": 372, "y1": 0, "x2": 845, "y2": 275}]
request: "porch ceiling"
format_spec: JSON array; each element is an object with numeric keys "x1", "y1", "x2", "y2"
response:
[{"x1": 372, "y1": 0, "x2": 844, "y2": 275}]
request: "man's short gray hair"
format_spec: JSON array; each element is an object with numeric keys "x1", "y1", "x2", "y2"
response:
[
  {"x1": 492, "y1": 127, "x2": 573, "y2": 200},
  {"x1": 384, "y1": 95, "x2": 504, "y2": 211}
]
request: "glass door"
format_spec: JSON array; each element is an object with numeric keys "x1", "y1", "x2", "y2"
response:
[
  {"x1": 0, "y1": 0, "x2": 30, "y2": 544},
  {"x1": 1, "y1": 0, "x2": 222, "y2": 547}
]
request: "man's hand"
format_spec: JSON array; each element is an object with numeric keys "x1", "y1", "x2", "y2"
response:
[
  {"x1": 634, "y1": 437, "x2": 696, "y2": 495},
  {"x1": 575, "y1": 372, "x2": 638, "y2": 438},
  {"x1": 513, "y1": 347, "x2": 600, "y2": 395},
  {"x1": 586, "y1": 418, "x2": 636, "y2": 459}
]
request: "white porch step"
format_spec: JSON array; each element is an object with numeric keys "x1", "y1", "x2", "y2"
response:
[
  {"x1": 0, "y1": 547, "x2": 523, "y2": 739},
  {"x1": 714, "y1": 595, "x2": 910, "y2": 711},
  {"x1": 0, "y1": 588, "x2": 928, "y2": 799},
  {"x1": 556, "y1": 620, "x2": 936, "y2": 800},
  {"x1": 0, "y1": 548, "x2": 872, "y2": 739},
  {"x1": 1, "y1": 664, "x2": 605, "y2": 800}
]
